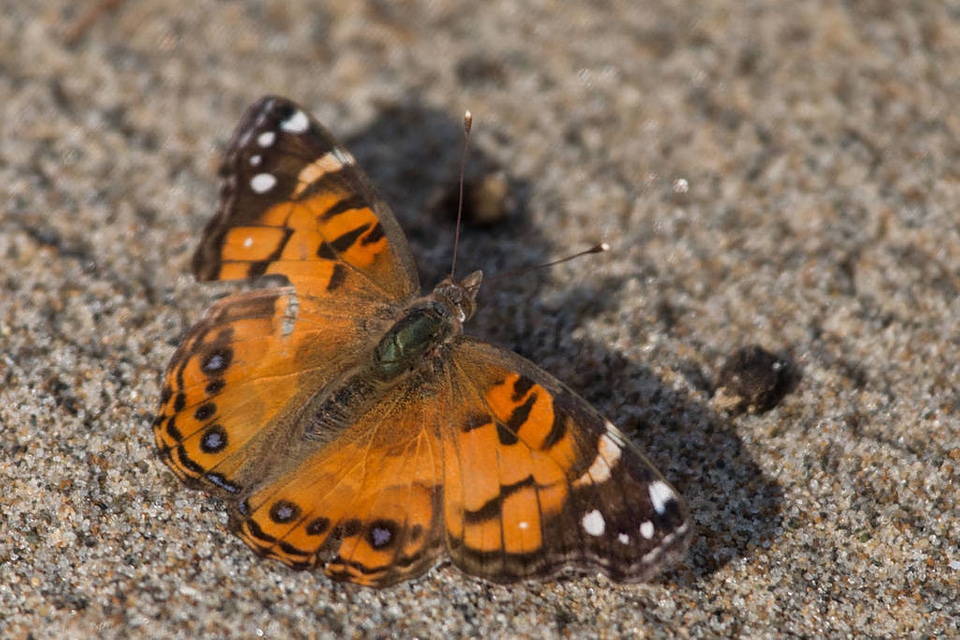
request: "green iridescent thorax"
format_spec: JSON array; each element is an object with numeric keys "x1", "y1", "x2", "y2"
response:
[{"x1": 374, "y1": 271, "x2": 483, "y2": 379}]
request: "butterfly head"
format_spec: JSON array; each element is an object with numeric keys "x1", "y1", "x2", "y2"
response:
[{"x1": 434, "y1": 269, "x2": 483, "y2": 324}]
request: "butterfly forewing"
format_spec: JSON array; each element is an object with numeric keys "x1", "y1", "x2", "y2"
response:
[
  {"x1": 444, "y1": 339, "x2": 692, "y2": 583},
  {"x1": 192, "y1": 95, "x2": 419, "y2": 299},
  {"x1": 230, "y1": 370, "x2": 447, "y2": 587}
]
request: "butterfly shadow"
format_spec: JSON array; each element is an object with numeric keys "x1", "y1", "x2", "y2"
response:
[{"x1": 340, "y1": 102, "x2": 539, "y2": 287}]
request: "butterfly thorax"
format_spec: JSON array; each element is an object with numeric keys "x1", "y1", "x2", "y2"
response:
[
  {"x1": 302, "y1": 270, "x2": 483, "y2": 439},
  {"x1": 374, "y1": 270, "x2": 483, "y2": 379}
]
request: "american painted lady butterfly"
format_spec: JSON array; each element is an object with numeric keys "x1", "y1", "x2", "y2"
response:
[{"x1": 153, "y1": 96, "x2": 692, "y2": 587}]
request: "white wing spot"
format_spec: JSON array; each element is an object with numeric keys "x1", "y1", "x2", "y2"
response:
[
  {"x1": 257, "y1": 130, "x2": 276, "y2": 147},
  {"x1": 250, "y1": 173, "x2": 277, "y2": 194},
  {"x1": 243, "y1": 236, "x2": 254, "y2": 249},
  {"x1": 573, "y1": 432, "x2": 622, "y2": 487},
  {"x1": 642, "y1": 546, "x2": 663, "y2": 564},
  {"x1": 649, "y1": 480, "x2": 676, "y2": 516},
  {"x1": 518, "y1": 521, "x2": 529, "y2": 530},
  {"x1": 280, "y1": 109, "x2": 309, "y2": 133},
  {"x1": 203, "y1": 354, "x2": 225, "y2": 373},
  {"x1": 281, "y1": 290, "x2": 299, "y2": 338},
  {"x1": 249, "y1": 154, "x2": 262, "y2": 166},
  {"x1": 581, "y1": 510, "x2": 605, "y2": 537},
  {"x1": 604, "y1": 420, "x2": 626, "y2": 446},
  {"x1": 371, "y1": 526, "x2": 391, "y2": 548},
  {"x1": 617, "y1": 532, "x2": 630, "y2": 545},
  {"x1": 598, "y1": 432, "x2": 622, "y2": 470},
  {"x1": 640, "y1": 520, "x2": 655, "y2": 539}
]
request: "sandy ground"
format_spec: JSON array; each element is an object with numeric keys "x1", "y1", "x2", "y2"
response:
[{"x1": 1, "y1": 1, "x2": 957, "y2": 637}]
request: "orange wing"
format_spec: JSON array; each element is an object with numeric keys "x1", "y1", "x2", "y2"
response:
[
  {"x1": 192, "y1": 96, "x2": 419, "y2": 299},
  {"x1": 152, "y1": 284, "x2": 400, "y2": 498},
  {"x1": 228, "y1": 370, "x2": 447, "y2": 588},
  {"x1": 154, "y1": 96, "x2": 419, "y2": 501},
  {"x1": 223, "y1": 336, "x2": 692, "y2": 587},
  {"x1": 442, "y1": 339, "x2": 692, "y2": 583}
]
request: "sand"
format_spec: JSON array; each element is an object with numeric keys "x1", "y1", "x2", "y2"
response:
[{"x1": 1, "y1": 1, "x2": 956, "y2": 637}]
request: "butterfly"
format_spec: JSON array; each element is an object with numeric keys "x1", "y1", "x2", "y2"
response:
[{"x1": 152, "y1": 96, "x2": 692, "y2": 587}]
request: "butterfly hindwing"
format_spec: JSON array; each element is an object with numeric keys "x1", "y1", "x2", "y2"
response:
[
  {"x1": 228, "y1": 371, "x2": 447, "y2": 588},
  {"x1": 200, "y1": 333, "x2": 692, "y2": 587}
]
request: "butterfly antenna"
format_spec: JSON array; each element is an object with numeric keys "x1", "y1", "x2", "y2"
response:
[
  {"x1": 450, "y1": 110, "x2": 473, "y2": 280},
  {"x1": 485, "y1": 242, "x2": 611, "y2": 284}
]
